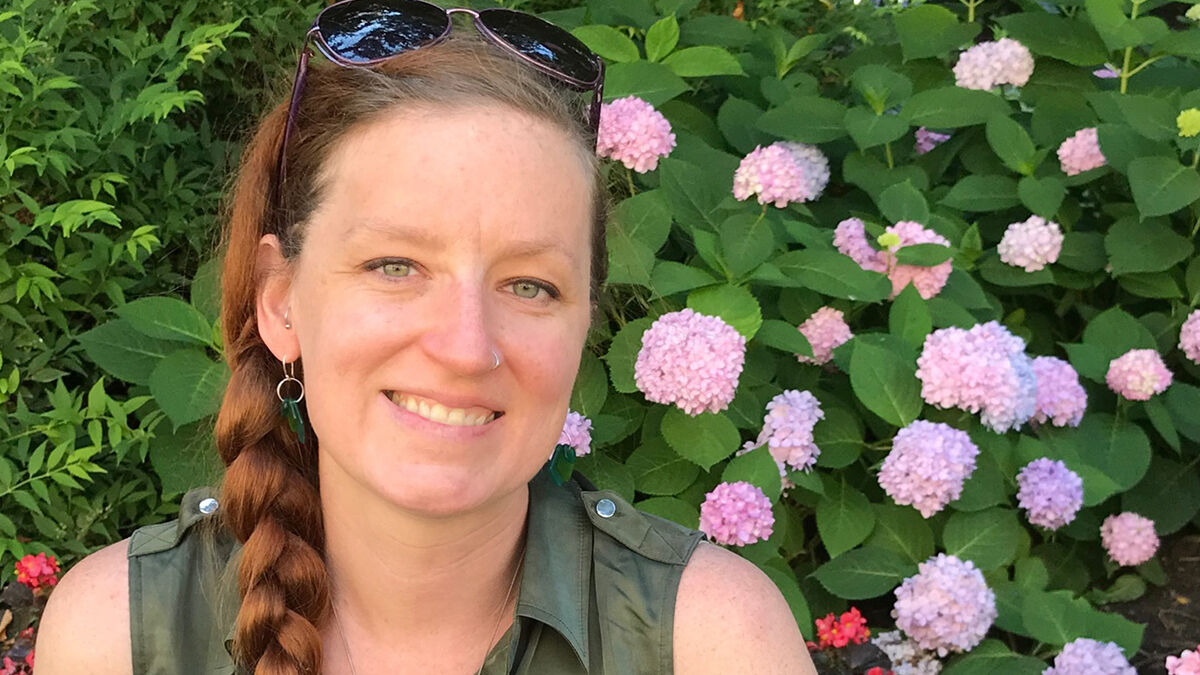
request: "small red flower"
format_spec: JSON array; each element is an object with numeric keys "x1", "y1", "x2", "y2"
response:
[
  {"x1": 815, "y1": 606, "x2": 872, "y2": 649},
  {"x1": 865, "y1": 668, "x2": 894, "y2": 675},
  {"x1": 14, "y1": 552, "x2": 59, "y2": 590},
  {"x1": 0, "y1": 656, "x2": 17, "y2": 675}
]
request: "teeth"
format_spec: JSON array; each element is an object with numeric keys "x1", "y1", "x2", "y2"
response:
[{"x1": 388, "y1": 391, "x2": 495, "y2": 427}]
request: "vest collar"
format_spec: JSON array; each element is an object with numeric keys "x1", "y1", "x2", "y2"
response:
[{"x1": 221, "y1": 465, "x2": 591, "y2": 671}]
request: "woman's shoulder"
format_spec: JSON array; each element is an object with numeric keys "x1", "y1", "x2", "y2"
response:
[{"x1": 34, "y1": 537, "x2": 133, "y2": 674}]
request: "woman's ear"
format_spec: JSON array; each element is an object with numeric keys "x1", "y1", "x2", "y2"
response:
[{"x1": 256, "y1": 233, "x2": 300, "y2": 362}]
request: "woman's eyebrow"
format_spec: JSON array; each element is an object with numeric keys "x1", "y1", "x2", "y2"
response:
[{"x1": 345, "y1": 219, "x2": 444, "y2": 249}]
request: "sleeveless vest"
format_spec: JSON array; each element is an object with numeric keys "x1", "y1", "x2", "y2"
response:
[{"x1": 127, "y1": 466, "x2": 705, "y2": 674}]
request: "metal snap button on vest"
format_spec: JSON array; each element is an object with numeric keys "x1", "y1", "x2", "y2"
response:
[
  {"x1": 595, "y1": 498, "x2": 616, "y2": 518},
  {"x1": 198, "y1": 498, "x2": 219, "y2": 515}
]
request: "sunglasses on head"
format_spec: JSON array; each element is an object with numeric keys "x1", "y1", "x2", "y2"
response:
[{"x1": 277, "y1": 0, "x2": 606, "y2": 187}]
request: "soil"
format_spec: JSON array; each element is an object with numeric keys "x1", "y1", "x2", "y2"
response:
[{"x1": 1111, "y1": 534, "x2": 1200, "y2": 673}]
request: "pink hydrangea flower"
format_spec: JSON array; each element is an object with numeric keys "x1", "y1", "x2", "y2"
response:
[
  {"x1": 796, "y1": 306, "x2": 853, "y2": 365},
  {"x1": 1105, "y1": 348, "x2": 1173, "y2": 401},
  {"x1": 749, "y1": 389, "x2": 825, "y2": 474},
  {"x1": 596, "y1": 96, "x2": 676, "y2": 173},
  {"x1": 699, "y1": 481, "x2": 774, "y2": 546},
  {"x1": 833, "y1": 218, "x2": 953, "y2": 299},
  {"x1": 998, "y1": 215, "x2": 1063, "y2": 272},
  {"x1": 1179, "y1": 309, "x2": 1200, "y2": 364},
  {"x1": 557, "y1": 410, "x2": 593, "y2": 457},
  {"x1": 952, "y1": 38, "x2": 1035, "y2": 90},
  {"x1": 1167, "y1": 645, "x2": 1200, "y2": 675},
  {"x1": 1057, "y1": 127, "x2": 1107, "y2": 176},
  {"x1": 1093, "y1": 64, "x2": 1121, "y2": 78},
  {"x1": 892, "y1": 553, "x2": 996, "y2": 656},
  {"x1": 732, "y1": 141, "x2": 830, "y2": 207},
  {"x1": 916, "y1": 322, "x2": 1038, "y2": 433},
  {"x1": 1016, "y1": 458, "x2": 1084, "y2": 530},
  {"x1": 1045, "y1": 638, "x2": 1135, "y2": 675},
  {"x1": 634, "y1": 308, "x2": 746, "y2": 415},
  {"x1": 1031, "y1": 356, "x2": 1087, "y2": 427},
  {"x1": 1101, "y1": 512, "x2": 1160, "y2": 567},
  {"x1": 878, "y1": 420, "x2": 979, "y2": 518},
  {"x1": 915, "y1": 127, "x2": 951, "y2": 155}
]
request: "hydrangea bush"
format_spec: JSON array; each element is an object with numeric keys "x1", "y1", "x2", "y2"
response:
[{"x1": 7, "y1": 0, "x2": 1200, "y2": 671}]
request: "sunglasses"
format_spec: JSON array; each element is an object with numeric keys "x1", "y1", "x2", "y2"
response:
[{"x1": 277, "y1": 0, "x2": 606, "y2": 187}]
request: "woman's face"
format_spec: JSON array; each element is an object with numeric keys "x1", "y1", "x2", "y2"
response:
[{"x1": 259, "y1": 104, "x2": 594, "y2": 515}]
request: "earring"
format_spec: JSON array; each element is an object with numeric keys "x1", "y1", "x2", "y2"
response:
[
  {"x1": 547, "y1": 443, "x2": 576, "y2": 486},
  {"x1": 490, "y1": 348, "x2": 501, "y2": 371},
  {"x1": 284, "y1": 307, "x2": 292, "y2": 329},
  {"x1": 277, "y1": 357, "x2": 306, "y2": 444}
]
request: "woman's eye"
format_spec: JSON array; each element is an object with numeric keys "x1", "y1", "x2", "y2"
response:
[
  {"x1": 512, "y1": 280, "x2": 544, "y2": 299},
  {"x1": 378, "y1": 261, "x2": 413, "y2": 277}
]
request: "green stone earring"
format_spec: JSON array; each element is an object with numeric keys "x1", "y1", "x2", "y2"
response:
[
  {"x1": 547, "y1": 443, "x2": 577, "y2": 486},
  {"x1": 276, "y1": 356, "x2": 306, "y2": 444}
]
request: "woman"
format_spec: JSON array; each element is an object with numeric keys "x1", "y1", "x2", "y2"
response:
[{"x1": 37, "y1": 2, "x2": 815, "y2": 673}]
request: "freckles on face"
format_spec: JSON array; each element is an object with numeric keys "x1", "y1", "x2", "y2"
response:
[{"x1": 288, "y1": 103, "x2": 594, "y2": 503}]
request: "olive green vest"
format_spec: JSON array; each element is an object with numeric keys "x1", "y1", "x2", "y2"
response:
[{"x1": 127, "y1": 466, "x2": 704, "y2": 674}]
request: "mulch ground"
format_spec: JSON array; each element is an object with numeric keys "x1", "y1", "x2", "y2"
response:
[{"x1": 1111, "y1": 533, "x2": 1200, "y2": 673}]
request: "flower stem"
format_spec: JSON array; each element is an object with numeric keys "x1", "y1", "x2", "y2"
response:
[
  {"x1": 1118, "y1": 0, "x2": 1145, "y2": 94},
  {"x1": 625, "y1": 166, "x2": 637, "y2": 197},
  {"x1": 884, "y1": 142, "x2": 894, "y2": 169}
]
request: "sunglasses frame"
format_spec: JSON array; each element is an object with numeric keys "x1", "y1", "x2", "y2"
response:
[{"x1": 277, "y1": 0, "x2": 606, "y2": 188}]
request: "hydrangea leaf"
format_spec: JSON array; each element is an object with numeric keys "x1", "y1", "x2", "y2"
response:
[
  {"x1": 816, "y1": 477, "x2": 876, "y2": 557},
  {"x1": 1128, "y1": 156, "x2": 1200, "y2": 217},
  {"x1": 660, "y1": 408, "x2": 740, "y2": 470},
  {"x1": 627, "y1": 438, "x2": 698, "y2": 496},
  {"x1": 866, "y1": 504, "x2": 935, "y2": 564},
  {"x1": 633, "y1": 496, "x2": 698, "y2": 529},
  {"x1": 603, "y1": 317, "x2": 653, "y2": 394},
  {"x1": 721, "y1": 444, "x2": 782, "y2": 502},
  {"x1": 892, "y1": 4, "x2": 980, "y2": 61},
  {"x1": 812, "y1": 546, "x2": 914, "y2": 599},
  {"x1": 686, "y1": 283, "x2": 762, "y2": 339},
  {"x1": 943, "y1": 508, "x2": 1022, "y2": 571},
  {"x1": 602, "y1": 61, "x2": 688, "y2": 106},
  {"x1": 848, "y1": 338, "x2": 922, "y2": 427}
]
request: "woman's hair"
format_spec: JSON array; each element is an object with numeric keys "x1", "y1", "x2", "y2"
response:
[{"x1": 212, "y1": 30, "x2": 609, "y2": 674}]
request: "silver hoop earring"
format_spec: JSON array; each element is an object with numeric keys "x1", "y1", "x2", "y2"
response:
[
  {"x1": 490, "y1": 349, "x2": 501, "y2": 371},
  {"x1": 284, "y1": 307, "x2": 292, "y2": 329},
  {"x1": 276, "y1": 357, "x2": 305, "y2": 403}
]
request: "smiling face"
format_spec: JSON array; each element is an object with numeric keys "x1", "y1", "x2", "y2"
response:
[{"x1": 260, "y1": 103, "x2": 594, "y2": 515}]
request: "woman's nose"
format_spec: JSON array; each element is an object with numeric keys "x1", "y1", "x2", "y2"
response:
[{"x1": 418, "y1": 282, "x2": 498, "y2": 375}]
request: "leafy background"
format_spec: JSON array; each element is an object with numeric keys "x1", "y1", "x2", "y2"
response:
[{"x1": 4, "y1": 0, "x2": 1200, "y2": 671}]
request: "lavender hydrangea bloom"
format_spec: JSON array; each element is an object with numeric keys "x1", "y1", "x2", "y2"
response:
[
  {"x1": 916, "y1": 322, "x2": 1038, "y2": 433},
  {"x1": 1179, "y1": 309, "x2": 1200, "y2": 364},
  {"x1": 634, "y1": 309, "x2": 746, "y2": 416},
  {"x1": 759, "y1": 389, "x2": 825, "y2": 472},
  {"x1": 1016, "y1": 458, "x2": 1084, "y2": 530},
  {"x1": 893, "y1": 554, "x2": 996, "y2": 656},
  {"x1": 878, "y1": 421, "x2": 979, "y2": 518},
  {"x1": 732, "y1": 141, "x2": 830, "y2": 207},
  {"x1": 1031, "y1": 356, "x2": 1087, "y2": 427},
  {"x1": 953, "y1": 38, "x2": 1035, "y2": 90},
  {"x1": 699, "y1": 481, "x2": 774, "y2": 546},
  {"x1": 557, "y1": 410, "x2": 593, "y2": 457},
  {"x1": 914, "y1": 127, "x2": 951, "y2": 155},
  {"x1": 595, "y1": 96, "x2": 676, "y2": 173},
  {"x1": 1044, "y1": 638, "x2": 1135, "y2": 675},
  {"x1": 1101, "y1": 512, "x2": 1160, "y2": 567}
]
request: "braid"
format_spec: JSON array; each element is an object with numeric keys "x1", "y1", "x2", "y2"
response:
[{"x1": 214, "y1": 101, "x2": 330, "y2": 674}]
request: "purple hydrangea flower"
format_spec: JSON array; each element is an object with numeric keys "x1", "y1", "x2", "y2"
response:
[
  {"x1": 796, "y1": 306, "x2": 853, "y2": 365},
  {"x1": 732, "y1": 141, "x2": 830, "y2": 207},
  {"x1": 998, "y1": 215, "x2": 1064, "y2": 272},
  {"x1": 1057, "y1": 127, "x2": 1106, "y2": 176},
  {"x1": 1105, "y1": 349, "x2": 1173, "y2": 401},
  {"x1": 953, "y1": 38, "x2": 1035, "y2": 90},
  {"x1": 1031, "y1": 356, "x2": 1087, "y2": 427},
  {"x1": 916, "y1": 322, "x2": 1038, "y2": 433},
  {"x1": 557, "y1": 410, "x2": 593, "y2": 457},
  {"x1": 1179, "y1": 309, "x2": 1200, "y2": 364},
  {"x1": 1044, "y1": 638, "x2": 1135, "y2": 675},
  {"x1": 699, "y1": 481, "x2": 774, "y2": 546},
  {"x1": 754, "y1": 389, "x2": 825, "y2": 473},
  {"x1": 915, "y1": 127, "x2": 951, "y2": 155},
  {"x1": 1016, "y1": 458, "x2": 1084, "y2": 530},
  {"x1": 878, "y1": 420, "x2": 979, "y2": 518},
  {"x1": 1101, "y1": 512, "x2": 1160, "y2": 567},
  {"x1": 634, "y1": 309, "x2": 747, "y2": 416},
  {"x1": 596, "y1": 96, "x2": 676, "y2": 173},
  {"x1": 893, "y1": 554, "x2": 997, "y2": 656}
]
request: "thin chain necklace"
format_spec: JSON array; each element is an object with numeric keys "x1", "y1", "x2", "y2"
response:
[{"x1": 331, "y1": 541, "x2": 526, "y2": 675}]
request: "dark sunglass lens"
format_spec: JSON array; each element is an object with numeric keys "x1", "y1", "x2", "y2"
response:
[
  {"x1": 479, "y1": 10, "x2": 600, "y2": 84},
  {"x1": 318, "y1": 0, "x2": 448, "y2": 63}
]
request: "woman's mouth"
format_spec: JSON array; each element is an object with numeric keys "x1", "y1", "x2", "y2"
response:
[{"x1": 384, "y1": 390, "x2": 502, "y2": 427}]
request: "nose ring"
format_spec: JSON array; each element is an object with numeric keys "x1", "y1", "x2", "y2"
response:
[{"x1": 490, "y1": 348, "x2": 501, "y2": 371}]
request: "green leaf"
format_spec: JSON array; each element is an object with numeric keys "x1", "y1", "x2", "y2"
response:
[
  {"x1": 662, "y1": 46, "x2": 745, "y2": 77},
  {"x1": 571, "y1": 25, "x2": 640, "y2": 63},
  {"x1": 849, "y1": 65, "x2": 913, "y2": 113},
  {"x1": 148, "y1": 419, "x2": 222, "y2": 495},
  {"x1": 1018, "y1": 175, "x2": 1065, "y2": 217},
  {"x1": 943, "y1": 508, "x2": 1022, "y2": 571},
  {"x1": 1121, "y1": 455, "x2": 1200, "y2": 534},
  {"x1": 889, "y1": 284, "x2": 932, "y2": 351},
  {"x1": 627, "y1": 438, "x2": 699, "y2": 495},
  {"x1": 901, "y1": 88, "x2": 1011, "y2": 129},
  {"x1": 1082, "y1": 307, "x2": 1157, "y2": 361},
  {"x1": 570, "y1": 351, "x2": 608, "y2": 417},
  {"x1": 611, "y1": 190, "x2": 673, "y2": 251},
  {"x1": 954, "y1": 448, "x2": 1009, "y2": 512},
  {"x1": 812, "y1": 547, "x2": 916, "y2": 599},
  {"x1": 1105, "y1": 217, "x2": 1194, "y2": 274},
  {"x1": 574, "y1": 452, "x2": 635, "y2": 502},
  {"x1": 677, "y1": 15, "x2": 754, "y2": 48},
  {"x1": 722, "y1": 444, "x2": 783, "y2": 502},
  {"x1": 1143, "y1": 396, "x2": 1181, "y2": 453},
  {"x1": 634, "y1": 496, "x2": 698, "y2": 529},
  {"x1": 1058, "y1": 232, "x2": 1107, "y2": 272},
  {"x1": 757, "y1": 96, "x2": 847, "y2": 143},
  {"x1": 816, "y1": 479, "x2": 876, "y2": 557},
  {"x1": 843, "y1": 107, "x2": 909, "y2": 150},
  {"x1": 603, "y1": 61, "x2": 688, "y2": 106},
  {"x1": 658, "y1": 158, "x2": 723, "y2": 229},
  {"x1": 866, "y1": 504, "x2": 935, "y2": 564},
  {"x1": 660, "y1": 408, "x2": 741, "y2": 470},
  {"x1": 1127, "y1": 157, "x2": 1200, "y2": 218},
  {"x1": 686, "y1": 284, "x2": 762, "y2": 339},
  {"x1": 892, "y1": 4, "x2": 981, "y2": 61},
  {"x1": 1116, "y1": 95, "x2": 1178, "y2": 142},
  {"x1": 149, "y1": 349, "x2": 230, "y2": 428},
  {"x1": 1021, "y1": 590, "x2": 1089, "y2": 646},
  {"x1": 1086, "y1": 0, "x2": 1158, "y2": 50},
  {"x1": 719, "y1": 213, "x2": 776, "y2": 278},
  {"x1": 986, "y1": 115, "x2": 1038, "y2": 176},
  {"x1": 814, "y1": 406, "x2": 864, "y2": 469},
  {"x1": 717, "y1": 97, "x2": 768, "y2": 153},
  {"x1": 942, "y1": 639, "x2": 1049, "y2": 675},
  {"x1": 755, "y1": 319, "x2": 813, "y2": 358},
  {"x1": 644, "y1": 15, "x2": 680, "y2": 62},
  {"x1": 896, "y1": 243, "x2": 954, "y2": 267},
  {"x1": 190, "y1": 257, "x2": 222, "y2": 321},
  {"x1": 77, "y1": 319, "x2": 181, "y2": 385},
  {"x1": 877, "y1": 179, "x2": 929, "y2": 224},
  {"x1": 606, "y1": 231, "x2": 655, "y2": 287},
  {"x1": 603, "y1": 317, "x2": 653, "y2": 393},
  {"x1": 1095, "y1": 123, "x2": 1173, "y2": 175},
  {"x1": 1118, "y1": 272, "x2": 1182, "y2": 299},
  {"x1": 998, "y1": 13, "x2": 1109, "y2": 65},
  {"x1": 1041, "y1": 414, "x2": 1152, "y2": 506},
  {"x1": 848, "y1": 338, "x2": 922, "y2": 427},
  {"x1": 774, "y1": 249, "x2": 891, "y2": 302},
  {"x1": 117, "y1": 296, "x2": 213, "y2": 345},
  {"x1": 1167, "y1": 383, "x2": 1200, "y2": 443},
  {"x1": 940, "y1": 175, "x2": 1021, "y2": 212},
  {"x1": 650, "y1": 261, "x2": 717, "y2": 297}
]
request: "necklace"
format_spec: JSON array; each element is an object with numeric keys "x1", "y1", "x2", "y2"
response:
[{"x1": 332, "y1": 540, "x2": 526, "y2": 675}]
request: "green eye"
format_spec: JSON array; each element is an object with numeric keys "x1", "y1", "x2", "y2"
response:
[
  {"x1": 512, "y1": 280, "x2": 543, "y2": 299},
  {"x1": 381, "y1": 261, "x2": 412, "y2": 277}
]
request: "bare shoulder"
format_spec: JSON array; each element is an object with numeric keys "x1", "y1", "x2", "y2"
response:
[
  {"x1": 35, "y1": 538, "x2": 133, "y2": 675},
  {"x1": 673, "y1": 541, "x2": 817, "y2": 675}
]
